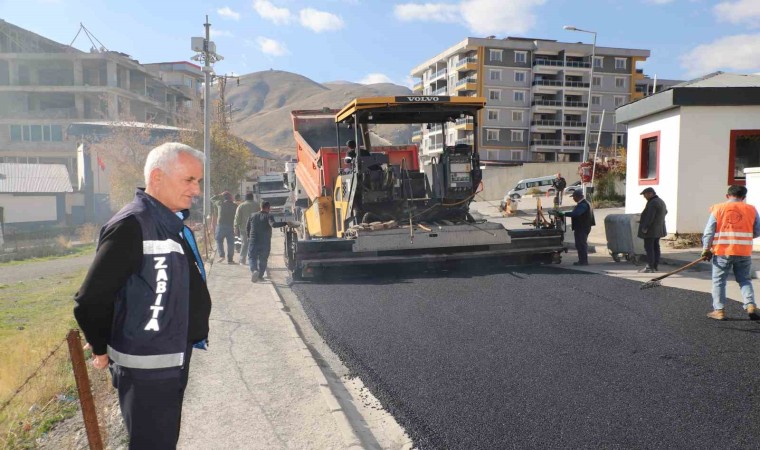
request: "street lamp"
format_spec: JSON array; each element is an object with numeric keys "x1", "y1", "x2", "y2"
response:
[{"x1": 563, "y1": 25, "x2": 597, "y2": 165}]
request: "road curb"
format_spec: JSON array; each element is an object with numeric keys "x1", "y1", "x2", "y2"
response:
[{"x1": 264, "y1": 279, "x2": 364, "y2": 449}]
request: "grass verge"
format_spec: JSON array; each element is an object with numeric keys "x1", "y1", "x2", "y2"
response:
[
  {"x1": 0, "y1": 244, "x2": 96, "y2": 267},
  {"x1": 0, "y1": 269, "x2": 87, "y2": 448}
]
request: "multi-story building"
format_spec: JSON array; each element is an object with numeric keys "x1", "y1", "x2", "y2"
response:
[
  {"x1": 0, "y1": 19, "x2": 195, "y2": 181},
  {"x1": 144, "y1": 61, "x2": 204, "y2": 111},
  {"x1": 410, "y1": 36, "x2": 650, "y2": 163}
]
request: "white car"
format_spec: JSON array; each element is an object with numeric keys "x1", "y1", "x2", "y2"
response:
[{"x1": 565, "y1": 180, "x2": 582, "y2": 196}]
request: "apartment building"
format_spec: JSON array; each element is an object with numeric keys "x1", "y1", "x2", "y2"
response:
[
  {"x1": 410, "y1": 36, "x2": 650, "y2": 163},
  {"x1": 0, "y1": 19, "x2": 196, "y2": 181}
]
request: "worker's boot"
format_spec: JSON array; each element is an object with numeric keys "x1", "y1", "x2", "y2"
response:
[
  {"x1": 707, "y1": 309, "x2": 725, "y2": 321},
  {"x1": 747, "y1": 304, "x2": 759, "y2": 320},
  {"x1": 251, "y1": 270, "x2": 259, "y2": 283}
]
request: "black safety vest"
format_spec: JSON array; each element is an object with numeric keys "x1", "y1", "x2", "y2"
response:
[{"x1": 102, "y1": 189, "x2": 191, "y2": 373}]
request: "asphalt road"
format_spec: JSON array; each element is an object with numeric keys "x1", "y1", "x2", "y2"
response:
[{"x1": 292, "y1": 263, "x2": 760, "y2": 449}]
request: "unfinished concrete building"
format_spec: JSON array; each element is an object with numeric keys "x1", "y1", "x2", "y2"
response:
[{"x1": 0, "y1": 19, "x2": 195, "y2": 180}]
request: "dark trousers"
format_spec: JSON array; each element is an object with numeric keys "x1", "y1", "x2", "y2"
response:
[
  {"x1": 643, "y1": 237, "x2": 661, "y2": 269},
  {"x1": 248, "y1": 243, "x2": 271, "y2": 276},
  {"x1": 574, "y1": 228, "x2": 589, "y2": 264},
  {"x1": 215, "y1": 224, "x2": 234, "y2": 260},
  {"x1": 111, "y1": 345, "x2": 193, "y2": 450}
]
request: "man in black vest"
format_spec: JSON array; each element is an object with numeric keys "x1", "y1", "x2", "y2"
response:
[
  {"x1": 558, "y1": 190, "x2": 595, "y2": 266},
  {"x1": 74, "y1": 142, "x2": 211, "y2": 450}
]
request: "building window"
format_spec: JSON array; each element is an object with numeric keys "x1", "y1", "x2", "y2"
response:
[
  {"x1": 487, "y1": 129, "x2": 500, "y2": 141},
  {"x1": 590, "y1": 114, "x2": 601, "y2": 125},
  {"x1": 515, "y1": 51, "x2": 527, "y2": 63},
  {"x1": 489, "y1": 69, "x2": 502, "y2": 81},
  {"x1": 615, "y1": 58, "x2": 627, "y2": 69},
  {"x1": 490, "y1": 49, "x2": 503, "y2": 62},
  {"x1": 594, "y1": 56, "x2": 603, "y2": 69},
  {"x1": 511, "y1": 130, "x2": 524, "y2": 142},
  {"x1": 511, "y1": 150, "x2": 523, "y2": 161},
  {"x1": 488, "y1": 109, "x2": 499, "y2": 120},
  {"x1": 512, "y1": 110, "x2": 523, "y2": 122},
  {"x1": 639, "y1": 131, "x2": 660, "y2": 184},
  {"x1": 9, "y1": 124, "x2": 63, "y2": 142},
  {"x1": 514, "y1": 71, "x2": 526, "y2": 82},
  {"x1": 489, "y1": 89, "x2": 501, "y2": 101},
  {"x1": 615, "y1": 77, "x2": 625, "y2": 88},
  {"x1": 728, "y1": 130, "x2": 760, "y2": 185},
  {"x1": 513, "y1": 91, "x2": 525, "y2": 102},
  {"x1": 592, "y1": 76, "x2": 602, "y2": 87},
  {"x1": 591, "y1": 95, "x2": 601, "y2": 106},
  {"x1": 614, "y1": 96, "x2": 625, "y2": 106}
]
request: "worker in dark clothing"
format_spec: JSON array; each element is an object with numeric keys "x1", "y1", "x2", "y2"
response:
[
  {"x1": 73, "y1": 143, "x2": 211, "y2": 450},
  {"x1": 211, "y1": 191, "x2": 237, "y2": 263},
  {"x1": 558, "y1": 191, "x2": 595, "y2": 266},
  {"x1": 638, "y1": 187, "x2": 668, "y2": 273},
  {"x1": 552, "y1": 173, "x2": 567, "y2": 207},
  {"x1": 246, "y1": 201, "x2": 288, "y2": 282}
]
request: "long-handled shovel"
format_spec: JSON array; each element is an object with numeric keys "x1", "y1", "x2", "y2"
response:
[{"x1": 640, "y1": 257, "x2": 706, "y2": 290}]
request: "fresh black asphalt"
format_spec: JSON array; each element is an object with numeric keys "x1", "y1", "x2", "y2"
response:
[{"x1": 293, "y1": 263, "x2": 760, "y2": 449}]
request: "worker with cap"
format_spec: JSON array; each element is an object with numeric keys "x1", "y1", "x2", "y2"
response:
[
  {"x1": 557, "y1": 190, "x2": 595, "y2": 266},
  {"x1": 638, "y1": 187, "x2": 668, "y2": 273},
  {"x1": 702, "y1": 184, "x2": 760, "y2": 321}
]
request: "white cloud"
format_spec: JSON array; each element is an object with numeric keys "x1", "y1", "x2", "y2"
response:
[
  {"x1": 394, "y1": 0, "x2": 545, "y2": 35},
  {"x1": 680, "y1": 34, "x2": 760, "y2": 78},
  {"x1": 714, "y1": 0, "x2": 760, "y2": 27},
  {"x1": 253, "y1": 0, "x2": 293, "y2": 25},
  {"x1": 255, "y1": 37, "x2": 289, "y2": 56},
  {"x1": 217, "y1": 6, "x2": 241, "y2": 20},
  {"x1": 299, "y1": 8, "x2": 345, "y2": 32},
  {"x1": 358, "y1": 73, "x2": 394, "y2": 84},
  {"x1": 210, "y1": 29, "x2": 234, "y2": 38},
  {"x1": 644, "y1": 0, "x2": 675, "y2": 4},
  {"x1": 394, "y1": 3, "x2": 460, "y2": 22}
]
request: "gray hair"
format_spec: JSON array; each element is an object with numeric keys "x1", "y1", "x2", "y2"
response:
[{"x1": 144, "y1": 142, "x2": 205, "y2": 186}]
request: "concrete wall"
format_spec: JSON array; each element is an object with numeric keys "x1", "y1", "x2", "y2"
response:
[
  {"x1": 745, "y1": 167, "x2": 760, "y2": 250},
  {"x1": 0, "y1": 194, "x2": 58, "y2": 223},
  {"x1": 624, "y1": 108, "x2": 681, "y2": 233},
  {"x1": 480, "y1": 162, "x2": 581, "y2": 200},
  {"x1": 625, "y1": 105, "x2": 760, "y2": 233}
]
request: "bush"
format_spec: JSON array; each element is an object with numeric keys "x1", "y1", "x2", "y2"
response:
[{"x1": 76, "y1": 223, "x2": 100, "y2": 244}]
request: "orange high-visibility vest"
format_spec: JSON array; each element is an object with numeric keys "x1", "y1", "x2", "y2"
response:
[{"x1": 710, "y1": 201, "x2": 757, "y2": 256}]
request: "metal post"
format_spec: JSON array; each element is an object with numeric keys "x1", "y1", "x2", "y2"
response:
[
  {"x1": 582, "y1": 32, "x2": 597, "y2": 164},
  {"x1": 202, "y1": 16, "x2": 212, "y2": 224},
  {"x1": 66, "y1": 329, "x2": 103, "y2": 450}
]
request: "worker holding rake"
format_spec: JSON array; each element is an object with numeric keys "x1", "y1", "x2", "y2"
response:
[{"x1": 702, "y1": 185, "x2": 760, "y2": 321}]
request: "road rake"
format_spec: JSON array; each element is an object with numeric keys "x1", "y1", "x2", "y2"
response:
[{"x1": 640, "y1": 257, "x2": 706, "y2": 290}]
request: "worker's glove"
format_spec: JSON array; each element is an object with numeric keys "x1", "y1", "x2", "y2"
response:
[{"x1": 701, "y1": 249, "x2": 713, "y2": 261}]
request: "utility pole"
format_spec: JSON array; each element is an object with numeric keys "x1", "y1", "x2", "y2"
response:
[
  {"x1": 214, "y1": 74, "x2": 239, "y2": 131},
  {"x1": 191, "y1": 16, "x2": 223, "y2": 226}
]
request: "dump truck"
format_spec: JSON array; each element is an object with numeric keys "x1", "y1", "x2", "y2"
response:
[{"x1": 284, "y1": 96, "x2": 565, "y2": 279}]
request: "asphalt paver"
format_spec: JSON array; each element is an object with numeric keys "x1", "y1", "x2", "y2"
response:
[{"x1": 293, "y1": 263, "x2": 760, "y2": 449}]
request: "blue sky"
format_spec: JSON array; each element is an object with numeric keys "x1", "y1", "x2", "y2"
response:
[{"x1": 2, "y1": 0, "x2": 759, "y2": 86}]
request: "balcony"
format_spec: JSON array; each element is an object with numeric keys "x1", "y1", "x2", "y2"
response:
[
  {"x1": 456, "y1": 57, "x2": 478, "y2": 73},
  {"x1": 413, "y1": 82, "x2": 423, "y2": 92},
  {"x1": 454, "y1": 117, "x2": 474, "y2": 130},
  {"x1": 565, "y1": 61, "x2": 591, "y2": 69},
  {"x1": 532, "y1": 80, "x2": 563, "y2": 87},
  {"x1": 412, "y1": 129, "x2": 422, "y2": 142},
  {"x1": 531, "y1": 120, "x2": 562, "y2": 127},
  {"x1": 429, "y1": 124, "x2": 443, "y2": 134},
  {"x1": 455, "y1": 77, "x2": 478, "y2": 91},
  {"x1": 564, "y1": 101, "x2": 589, "y2": 108},
  {"x1": 564, "y1": 81, "x2": 590, "y2": 89},
  {"x1": 562, "y1": 141, "x2": 585, "y2": 147},
  {"x1": 563, "y1": 121, "x2": 586, "y2": 128},
  {"x1": 455, "y1": 137, "x2": 474, "y2": 145},
  {"x1": 533, "y1": 59, "x2": 563, "y2": 67},
  {"x1": 530, "y1": 139, "x2": 562, "y2": 146},
  {"x1": 429, "y1": 142, "x2": 444, "y2": 151},
  {"x1": 430, "y1": 68, "x2": 447, "y2": 81},
  {"x1": 432, "y1": 87, "x2": 448, "y2": 95},
  {"x1": 531, "y1": 99, "x2": 562, "y2": 107}
]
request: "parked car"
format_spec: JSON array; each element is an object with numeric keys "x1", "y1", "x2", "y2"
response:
[{"x1": 565, "y1": 180, "x2": 582, "y2": 195}]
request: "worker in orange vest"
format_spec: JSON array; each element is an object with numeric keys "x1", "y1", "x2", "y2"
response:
[{"x1": 702, "y1": 185, "x2": 760, "y2": 320}]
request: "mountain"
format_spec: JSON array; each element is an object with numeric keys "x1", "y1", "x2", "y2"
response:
[{"x1": 224, "y1": 70, "x2": 413, "y2": 158}]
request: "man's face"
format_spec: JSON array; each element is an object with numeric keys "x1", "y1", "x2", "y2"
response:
[
  {"x1": 150, "y1": 153, "x2": 203, "y2": 212},
  {"x1": 643, "y1": 192, "x2": 654, "y2": 200},
  {"x1": 573, "y1": 195, "x2": 582, "y2": 203}
]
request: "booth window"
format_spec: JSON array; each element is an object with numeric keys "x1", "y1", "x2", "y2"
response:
[
  {"x1": 639, "y1": 131, "x2": 660, "y2": 185},
  {"x1": 728, "y1": 130, "x2": 760, "y2": 185}
]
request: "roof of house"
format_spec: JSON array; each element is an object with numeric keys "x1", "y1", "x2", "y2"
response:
[
  {"x1": 617, "y1": 72, "x2": 760, "y2": 123},
  {"x1": 0, "y1": 163, "x2": 73, "y2": 193}
]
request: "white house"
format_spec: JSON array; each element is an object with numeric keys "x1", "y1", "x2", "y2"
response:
[
  {"x1": 0, "y1": 163, "x2": 73, "y2": 229},
  {"x1": 616, "y1": 72, "x2": 760, "y2": 234}
]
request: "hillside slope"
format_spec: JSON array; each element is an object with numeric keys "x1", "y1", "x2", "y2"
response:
[{"x1": 225, "y1": 70, "x2": 413, "y2": 158}]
